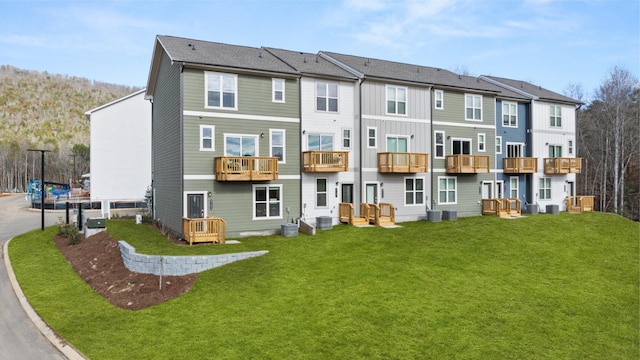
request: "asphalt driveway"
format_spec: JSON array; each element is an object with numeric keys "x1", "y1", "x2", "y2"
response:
[{"x1": 0, "y1": 194, "x2": 75, "y2": 359}]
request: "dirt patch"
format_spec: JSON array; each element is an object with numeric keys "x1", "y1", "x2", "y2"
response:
[{"x1": 54, "y1": 231, "x2": 197, "y2": 310}]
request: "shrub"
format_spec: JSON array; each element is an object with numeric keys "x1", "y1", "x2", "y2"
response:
[{"x1": 58, "y1": 223, "x2": 81, "y2": 245}]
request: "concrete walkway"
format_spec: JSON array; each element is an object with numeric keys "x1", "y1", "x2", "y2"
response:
[{"x1": 0, "y1": 194, "x2": 85, "y2": 359}]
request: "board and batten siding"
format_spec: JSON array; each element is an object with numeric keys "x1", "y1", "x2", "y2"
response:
[{"x1": 152, "y1": 51, "x2": 184, "y2": 235}]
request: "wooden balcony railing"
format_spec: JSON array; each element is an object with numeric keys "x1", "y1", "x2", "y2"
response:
[
  {"x1": 302, "y1": 151, "x2": 349, "y2": 172},
  {"x1": 378, "y1": 152, "x2": 428, "y2": 173},
  {"x1": 503, "y1": 157, "x2": 538, "y2": 173},
  {"x1": 215, "y1": 156, "x2": 278, "y2": 181},
  {"x1": 339, "y1": 203, "x2": 368, "y2": 225},
  {"x1": 182, "y1": 216, "x2": 226, "y2": 245},
  {"x1": 446, "y1": 155, "x2": 490, "y2": 173},
  {"x1": 360, "y1": 203, "x2": 395, "y2": 226},
  {"x1": 482, "y1": 198, "x2": 521, "y2": 217},
  {"x1": 543, "y1": 157, "x2": 582, "y2": 174},
  {"x1": 566, "y1": 195, "x2": 594, "y2": 213}
]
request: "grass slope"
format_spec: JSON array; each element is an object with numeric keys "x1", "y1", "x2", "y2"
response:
[{"x1": 9, "y1": 212, "x2": 639, "y2": 359}]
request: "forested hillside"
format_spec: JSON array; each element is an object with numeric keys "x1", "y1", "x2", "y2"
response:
[{"x1": 0, "y1": 65, "x2": 141, "y2": 192}]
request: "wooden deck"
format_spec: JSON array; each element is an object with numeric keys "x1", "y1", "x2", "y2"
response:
[
  {"x1": 339, "y1": 202, "x2": 395, "y2": 227},
  {"x1": 446, "y1": 155, "x2": 490, "y2": 173},
  {"x1": 503, "y1": 157, "x2": 538, "y2": 173},
  {"x1": 215, "y1": 156, "x2": 278, "y2": 181},
  {"x1": 377, "y1": 152, "x2": 428, "y2": 173},
  {"x1": 182, "y1": 217, "x2": 226, "y2": 245},
  {"x1": 543, "y1": 157, "x2": 582, "y2": 174},
  {"x1": 482, "y1": 198, "x2": 522, "y2": 217},
  {"x1": 566, "y1": 196, "x2": 594, "y2": 213},
  {"x1": 302, "y1": 151, "x2": 349, "y2": 172}
]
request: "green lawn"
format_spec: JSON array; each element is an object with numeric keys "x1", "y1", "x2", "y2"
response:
[{"x1": 9, "y1": 212, "x2": 639, "y2": 359}]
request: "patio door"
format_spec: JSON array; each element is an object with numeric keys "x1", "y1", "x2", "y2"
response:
[
  {"x1": 452, "y1": 139, "x2": 471, "y2": 155},
  {"x1": 342, "y1": 184, "x2": 354, "y2": 204},
  {"x1": 187, "y1": 194, "x2": 204, "y2": 219},
  {"x1": 567, "y1": 181, "x2": 575, "y2": 206},
  {"x1": 481, "y1": 181, "x2": 493, "y2": 199},
  {"x1": 365, "y1": 183, "x2": 378, "y2": 204}
]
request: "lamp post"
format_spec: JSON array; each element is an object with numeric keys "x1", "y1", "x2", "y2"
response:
[
  {"x1": 27, "y1": 149, "x2": 51, "y2": 231},
  {"x1": 69, "y1": 153, "x2": 77, "y2": 184}
]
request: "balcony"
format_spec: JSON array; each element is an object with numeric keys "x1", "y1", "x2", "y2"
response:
[
  {"x1": 378, "y1": 152, "x2": 428, "y2": 173},
  {"x1": 543, "y1": 158, "x2": 582, "y2": 174},
  {"x1": 503, "y1": 157, "x2": 538, "y2": 174},
  {"x1": 182, "y1": 216, "x2": 226, "y2": 245},
  {"x1": 214, "y1": 156, "x2": 278, "y2": 181},
  {"x1": 446, "y1": 155, "x2": 490, "y2": 174},
  {"x1": 302, "y1": 151, "x2": 349, "y2": 172}
]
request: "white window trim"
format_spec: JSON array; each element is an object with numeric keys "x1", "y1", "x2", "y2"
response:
[
  {"x1": 434, "y1": 130, "x2": 445, "y2": 159},
  {"x1": 342, "y1": 128, "x2": 352, "y2": 149},
  {"x1": 510, "y1": 177, "x2": 519, "y2": 199},
  {"x1": 550, "y1": 105, "x2": 562, "y2": 128},
  {"x1": 496, "y1": 180, "x2": 504, "y2": 199},
  {"x1": 465, "y1": 93, "x2": 483, "y2": 121},
  {"x1": 539, "y1": 177, "x2": 552, "y2": 200},
  {"x1": 204, "y1": 71, "x2": 238, "y2": 110},
  {"x1": 451, "y1": 137, "x2": 473, "y2": 155},
  {"x1": 502, "y1": 102, "x2": 518, "y2": 128},
  {"x1": 386, "y1": 134, "x2": 410, "y2": 152},
  {"x1": 272, "y1": 78, "x2": 285, "y2": 103},
  {"x1": 477, "y1": 133, "x2": 486, "y2": 153},
  {"x1": 434, "y1": 89, "x2": 444, "y2": 110},
  {"x1": 495, "y1": 136, "x2": 502, "y2": 155},
  {"x1": 367, "y1": 126, "x2": 377, "y2": 149},
  {"x1": 316, "y1": 178, "x2": 328, "y2": 208},
  {"x1": 506, "y1": 142, "x2": 525, "y2": 158},
  {"x1": 252, "y1": 184, "x2": 283, "y2": 220},
  {"x1": 270, "y1": 129, "x2": 286, "y2": 164},
  {"x1": 316, "y1": 81, "x2": 339, "y2": 113},
  {"x1": 438, "y1": 176, "x2": 457, "y2": 205},
  {"x1": 223, "y1": 133, "x2": 259, "y2": 156},
  {"x1": 568, "y1": 139, "x2": 574, "y2": 155},
  {"x1": 404, "y1": 176, "x2": 425, "y2": 206},
  {"x1": 199, "y1": 125, "x2": 215, "y2": 152},
  {"x1": 386, "y1": 85, "x2": 408, "y2": 116}
]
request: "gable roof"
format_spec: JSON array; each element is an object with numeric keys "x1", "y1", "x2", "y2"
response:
[
  {"x1": 482, "y1": 75, "x2": 582, "y2": 105},
  {"x1": 263, "y1": 47, "x2": 357, "y2": 80},
  {"x1": 85, "y1": 88, "x2": 147, "y2": 119},
  {"x1": 146, "y1": 35, "x2": 299, "y2": 98}
]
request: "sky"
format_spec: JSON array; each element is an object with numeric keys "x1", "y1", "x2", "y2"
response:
[{"x1": 1, "y1": 0, "x2": 638, "y2": 102}]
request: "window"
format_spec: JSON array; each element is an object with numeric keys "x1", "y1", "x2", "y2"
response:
[
  {"x1": 507, "y1": 143, "x2": 524, "y2": 158},
  {"x1": 465, "y1": 94, "x2": 482, "y2": 121},
  {"x1": 539, "y1": 178, "x2": 551, "y2": 200},
  {"x1": 510, "y1": 177, "x2": 519, "y2": 199},
  {"x1": 200, "y1": 125, "x2": 215, "y2": 151},
  {"x1": 435, "y1": 131, "x2": 445, "y2": 158},
  {"x1": 316, "y1": 179, "x2": 327, "y2": 207},
  {"x1": 253, "y1": 185, "x2": 282, "y2": 219},
  {"x1": 452, "y1": 139, "x2": 471, "y2": 155},
  {"x1": 387, "y1": 135, "x2": 408, "y2": 152},
  {"x1": 502, "y1": 102, "x2": 517, "y2": 127},
  {"x1": 367, "y1": 127, "x2": 377, "y2": 148},
  {"x1": 495, "y1": 136, "x2": 502, "y2": 154},
  {"x1": 568, "y1": 140, "x2": 573, "y2": 155},
  {"x1": 206, "y1": 72, "x2": 237, "y2": 109},
  {"x1": 316, "y1": 82, "x2": 338, "y2": 112},
  {"x1": 549, "y1": 145, "x2": 562, "y2": 158},
  {"x1": 308, "y1": 134, "x2": 333, "y2": 151},
  {"x1": 272, "y1": 78, "x2": 285, "y2": 103},
  {"x1": 478, "y1": 133, "x2": 486, "y2": 152},
  {"x1": 434, "y1": 90, "x2": 444, "y2": 109},
  {"x1": 342, "y1": 128, "x2": 352, "y2": 149},
  {"x1": 225, "y1": 134, "x2": 257, "y2": 156},
  {"x1": 386, "y1": 85, "x2": 407, "y2": 115},
  {"x1": 550, "y1": 105, "x2": 562, "y2": 127},
  {"x1": 270, "y1": 129, "x2": 285, "y2": 162},
  {"x1": 438, "y1": 177, "x2": 457, "y2": 204},
  {"x1": 405, "y1": 178, "x2": 424, "y2": 205}
]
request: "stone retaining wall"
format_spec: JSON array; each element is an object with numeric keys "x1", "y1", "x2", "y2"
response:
[{"x1": 118, "y1": 241, "x2": 268, "y2": 276}]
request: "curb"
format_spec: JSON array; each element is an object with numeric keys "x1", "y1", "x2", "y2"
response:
[{"x1": 3, "y1": 239, "x2": 87, "y2": 360}]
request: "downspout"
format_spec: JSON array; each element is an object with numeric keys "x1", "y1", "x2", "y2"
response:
[
  {"x1": 429, "y1": 88, "x2": 434, "y2": 212},
  {"x1": 298, "y1": 76, "x2": 303, "y2": 221},
  {"x1": 527, "y1": 101, "x2": 534, "y2": 209},
  {"x1": 358, "y1": 77, "x2": 366, "y2": 211}
]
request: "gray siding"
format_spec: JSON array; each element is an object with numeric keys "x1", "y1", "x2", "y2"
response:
[
  {"x1": 152, "y1": 51, "x2": 183, "y2": 235},
  {"x1": 360, "y1": 82, "x2": 430, "y2": 118}
]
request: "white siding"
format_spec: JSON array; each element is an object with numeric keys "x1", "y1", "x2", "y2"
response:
[{"x1": 88, "y1": 90, "x2": 152, "y2": 205}]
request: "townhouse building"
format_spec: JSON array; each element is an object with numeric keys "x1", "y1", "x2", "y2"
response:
[{"x1": 145, "y1": 35, "x2": 301, "y2": 238}]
